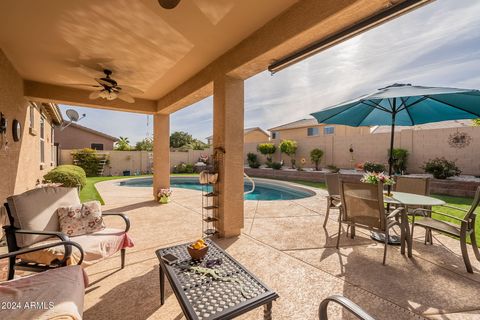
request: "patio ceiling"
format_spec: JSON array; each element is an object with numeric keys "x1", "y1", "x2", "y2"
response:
[{"x1": 0, "y1": 0, "x2": 431, "y2": 114}]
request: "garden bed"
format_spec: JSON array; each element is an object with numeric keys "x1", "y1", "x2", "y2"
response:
[{"x1": 244, "y1": 167, "x2": 479, "y2": 198}]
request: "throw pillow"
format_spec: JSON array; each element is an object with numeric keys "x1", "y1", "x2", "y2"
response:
[{"x1": 57, "y1": 201, "x2": 105, "y2": 237}]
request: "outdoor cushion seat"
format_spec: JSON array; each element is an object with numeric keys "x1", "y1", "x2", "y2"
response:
[
  {"x1": 3, "y1": 186, "x2": 132, "y2": 280},
  {"x1": 0, "y1": 265, "x2": 87, "y2": 320},
  {"x1": 19, "y1": 228, "x2": 134, "y2": 266}
]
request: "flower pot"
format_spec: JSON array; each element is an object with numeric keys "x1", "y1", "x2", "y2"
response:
[
  {"x1": 159, "y1": 196, "x2": 170, "y2": 204},
  {"x1": 187, "y1": 245, "x2": 208, "y2": 260}
]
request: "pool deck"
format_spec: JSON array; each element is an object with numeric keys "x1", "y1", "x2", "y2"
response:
[{"x1": 81, "y1": 177, "x2": 480, "y2": 319}]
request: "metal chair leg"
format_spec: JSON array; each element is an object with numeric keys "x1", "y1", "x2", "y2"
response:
[
  {"x1": 121, "y1": 248, "x2": 126, "y2": 269},
  {"x1": 460, "y1": 232, "x2": 473, "y2": 273},
  {"x1": 323, "y1": 205, "x2": 330, "y2": 228},
  {"x1": 7, "y1": 255, "x2": 15, "y2": 280},
  {"x1": 383, "y1": 229, "x2": 389, "y2": 265},
  {"x1": 336, "y1": 220, "x2": 342, "y2": 249},
  {"x1": 470, "y1": 232, "x2": 480, "y2": 261}
]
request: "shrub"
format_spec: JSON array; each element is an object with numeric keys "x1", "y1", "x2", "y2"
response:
[
  {"x1": 279, "y1": 139, "x2": 298, "y2": 168},
  {"x1": 422, "y1": 157, "x2": 461, "y2": 179},
  {"x1": 310, "y1": 148, "x2": 324, "y2": 171},
  {"x1": 363, "y1": 161, "x2": 386, "y2": 173},
  {"x1": 174, "y1": 162, "x2": 195, "y2": 174},
  {"x1": 391, "y1": 148, "x2": 409, "y2": 174},
  {"x1": 247, "y1": 153, "x2": 261, "y2": 169},
  {"x1": 257, "y1": 143, "x2": 276, "y2": 163},
  {"x1": 43, "y1": 165, "x2": 86, "y2": 189},
  {"x1": 327, "y1": 164, "x2": 340, "y2": 173},
  {"x1": 72, "y1": 148, "x2": 104, "y2": 177},
  {"x1": 271, "y1": 162, "x2": 282, "y2": 170}
]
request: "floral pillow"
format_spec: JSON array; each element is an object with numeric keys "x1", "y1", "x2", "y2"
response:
[{"x1": 57, "y1": 201, "x2": 105, "y2": 237}]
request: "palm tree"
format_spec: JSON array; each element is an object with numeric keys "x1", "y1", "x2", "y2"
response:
[{"x1": 115, "y1": 136, "x2": 131, "y2": 151}]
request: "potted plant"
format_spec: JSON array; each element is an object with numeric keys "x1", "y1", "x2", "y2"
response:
[
  {"x1": 361, "y1": 172, "x2": 395, "y2": 196},
  {"x1": 257, "y1": 143, "x2": 276, "y2": 166},
  {"x1": 310, "y1": 148, "x2": 324, "y2": 171},
  {"x1": 158, "y1": 188, "x2": 172, "y2": 204}
]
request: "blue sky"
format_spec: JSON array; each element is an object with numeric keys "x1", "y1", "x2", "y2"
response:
[{"x1": 60, "y1": 0, "x2": 480, "y2": 143}]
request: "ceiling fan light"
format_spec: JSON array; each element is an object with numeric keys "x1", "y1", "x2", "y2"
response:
[
  {"x1": 106, "y1": 91, "x2": 117, "y2": 100},
  {"x1": 99, "y1": 90, "x2": 108, "y2": 99}
]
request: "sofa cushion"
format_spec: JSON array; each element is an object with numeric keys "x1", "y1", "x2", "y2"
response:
[
  {"x1": 19, "y1": 228, "x2": 134, "y2": 267},
  {"x1": 7, "y1": 187, "x2": 81, "y2": 247},
  {"x1": 0, "y1": 265, "x2": 87, "y2": 320},
  {"x1": 57, "y1": 201, "x2": 105, "y2": 237}
]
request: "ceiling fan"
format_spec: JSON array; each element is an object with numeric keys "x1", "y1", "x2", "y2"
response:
[
  {"x1": 158, "y1": 0, "x2": 181, "y2": 9},
  {"x1": 68, "y1": 69, "x2": 143, "y2": 103}
]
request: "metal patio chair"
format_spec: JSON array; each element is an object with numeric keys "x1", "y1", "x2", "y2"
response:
[
  {"x1": 337, "y1": 181, "x2": 408, "y2": 265},
  {"x1": 323, "y1": 173, "x2": 341, "y2": 227},
  {"x1": 411, "y1": 186, "x2": 480, "y2": 273},
  {"x1": 319, "y1": 295, "x2": 375, "y2": 320}
]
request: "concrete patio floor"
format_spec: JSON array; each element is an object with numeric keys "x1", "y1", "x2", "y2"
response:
[{"x1": 83, "y1": 178, "x2": 480, "y2": 320}]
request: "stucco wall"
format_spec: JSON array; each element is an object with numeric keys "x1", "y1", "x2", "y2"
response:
[
  {"x1": 0, "y1": 50, "x2": 56, "y2": 206},
  {"x1": 244, "y1": 130, "x2": 269, "y2": 144},
  {"x1": 248, "y1": 124, "x2": 480, "y2": 175},
  {"x1": 60, "y1": 148, "x2": 213, "y2": 175},
  {"x1": 54, "y1": 125, "x2": 116, "y2": 150}
]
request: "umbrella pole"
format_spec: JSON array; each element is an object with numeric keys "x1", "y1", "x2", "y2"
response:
[{"x1": 387, "y1": 100, "x2": 396, "y2": 194}]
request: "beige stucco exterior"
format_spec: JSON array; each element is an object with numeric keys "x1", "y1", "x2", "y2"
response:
[
  {"x1": 0, "y1": 50, "x2": 60, "y2": 206},
  {"x1": 54, "y1": 123, "x2": 117, "y2": 151}
]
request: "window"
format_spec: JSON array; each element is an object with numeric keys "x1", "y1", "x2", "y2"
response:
[
  {"x1": 307, "y1": 127, "x2": 319, "y2": 136},
  {"x1": 324, "y1": 126, "x2": 335, "y2": 135},
  {"x1": 91, "y1": 143, "x2": 104, "y2": 150},
  {"x1": 271, "y1": 131, "x2": 279, "y2": 139},
  {"x1": 29, "y1": 104, "x2": 35, "y2": 128},
  {"x1": 40, "y1": 115, "x2": 45, "y2": 164}
]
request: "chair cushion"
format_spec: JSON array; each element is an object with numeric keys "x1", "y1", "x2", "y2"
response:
[
  {"x1": 19, "y1": 228, "x2": 134, "y2": 267},
  {"x1": 7, "y1": 187, "x2": 81, "y2": 247},
  {"x1": 0, "y1": 265, "x2": 87, "y2": 320},
  {"x1": 414, "y1": 217, "x2": 461, "y2": 237},
  {"x1": 57, "y1": 201, "x2": 105, "y2": 237}
]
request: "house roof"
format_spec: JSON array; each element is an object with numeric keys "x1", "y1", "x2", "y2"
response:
[
  {"x1": 64, "y1": 122, "x2": 118, "y2": 141},
  {"x1": 206, "y1": 127, "x2": 269, "y2": 140},
  {"x1": 41, "y1": 103, "x2": 63, "y2": 125},
  {"x1": 269, "y1": 118, "x2": 318, "y2": 131},
  {"x1": 370, "y1": 120, "x2": 474, "y2": 134}
]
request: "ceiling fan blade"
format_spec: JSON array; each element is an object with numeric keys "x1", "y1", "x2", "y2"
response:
[
  {"x1": 117, "y1": 85, "x2": 144, "y2": 95},
  {"x1": 95, "y1": 78, "x2": 115, "y2": 87},
  {"x1": 66, "y1": 83, "x2": 103, "y2": 88},
  {"x1": 89, "y1": 91, "x2": 102, "y2": 100},
  {"x1": 159, "y1": 0, "x2": 181, "y2": 9},
  {"x1": 117, "y1": 92, "x2": 135, "y2": 103}
]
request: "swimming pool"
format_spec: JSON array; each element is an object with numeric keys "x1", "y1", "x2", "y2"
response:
[{"x1": 118, "y1": 177, "x2": 315, "y2": 201}]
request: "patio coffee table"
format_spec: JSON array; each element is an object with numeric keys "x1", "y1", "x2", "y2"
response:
[{"x1": 155, "y1": 239, "x2": 279, "y2": 320}]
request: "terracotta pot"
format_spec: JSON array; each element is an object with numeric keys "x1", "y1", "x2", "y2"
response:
[{"x1": 187, "y1": 245, "x2": 208, "y2": 260}]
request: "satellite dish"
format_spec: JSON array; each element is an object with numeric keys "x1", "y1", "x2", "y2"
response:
[
  {"x1": 61, "y1": 109, "x2": 86, "y2": 131},
  {"x1": 66, "y1": 109, "x2": 80, "y2": 122}
]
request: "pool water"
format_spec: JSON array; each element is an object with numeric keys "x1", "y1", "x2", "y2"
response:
[{"x1": 119, "y1": 177, "x2": 315, "y2": 201}]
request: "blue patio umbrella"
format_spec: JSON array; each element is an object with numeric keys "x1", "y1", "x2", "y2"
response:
[{"x1": 310, "y1": 83, "x2": 480, "y2": 176}]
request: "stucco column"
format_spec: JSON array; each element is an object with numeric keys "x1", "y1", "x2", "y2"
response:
[
  {"x1": 213, "y1": 75, "x2": 244, "y2": 237},
  {"x1": 153, "y1": 113, "x2": 170, "y2": 200}
]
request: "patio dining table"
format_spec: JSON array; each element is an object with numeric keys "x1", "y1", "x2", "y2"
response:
[{"x1": 371, "y1": 191, "x2": 446, "y2": 254}]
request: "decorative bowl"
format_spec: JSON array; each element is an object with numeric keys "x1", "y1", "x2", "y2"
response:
[{"x1": 187, "y1": 245, "x2": 208, "y2": 260}]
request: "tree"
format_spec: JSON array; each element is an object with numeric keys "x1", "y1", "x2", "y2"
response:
[
  {"x1": 310, "y1": 148, "x2": 324, "y2": 171},
  {"x1": 115, "y1": 136, "x2": 132, "y2": 151},
  {"x1": 135, "y1": 138, "x2": 153, "y2": 151},
  {"x1": 279, "y1": 139, "x2": 298, "y2": 168},
  {"x1": 170, "y1": 131, "x2": 193, "y2": 148},
  {"x1": 257, "y1": 143, "x2": 276, "y2": 163},
  {"x1": 190, "y1": 139, "x2": 208, "y2": 150}
]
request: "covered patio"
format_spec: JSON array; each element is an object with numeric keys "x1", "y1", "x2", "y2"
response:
[{"x1": 84, "y1": 179, "x2": 480, "y2": 319}]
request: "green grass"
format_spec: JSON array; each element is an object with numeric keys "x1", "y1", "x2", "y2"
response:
[
  {"x1": 290, "y1": 179, "x2": 478, "y2": 244},
  {"x1": 79, "y1": 173, "x2": 199, "y2": 204}
]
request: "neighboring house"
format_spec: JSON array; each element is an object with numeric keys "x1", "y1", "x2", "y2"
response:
[
  {"x1": 206, "y1": 127, "x2": 270, "y2": 145},
  {"x1": 54, "y1": 123, "x2": 118, "y2": 151},
  {"x1": 260, "y1": 117, "x2": 479, "y2": 174},
  {"x1": 0, "y1": 99, "x2": 62, "y2": 206}
]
